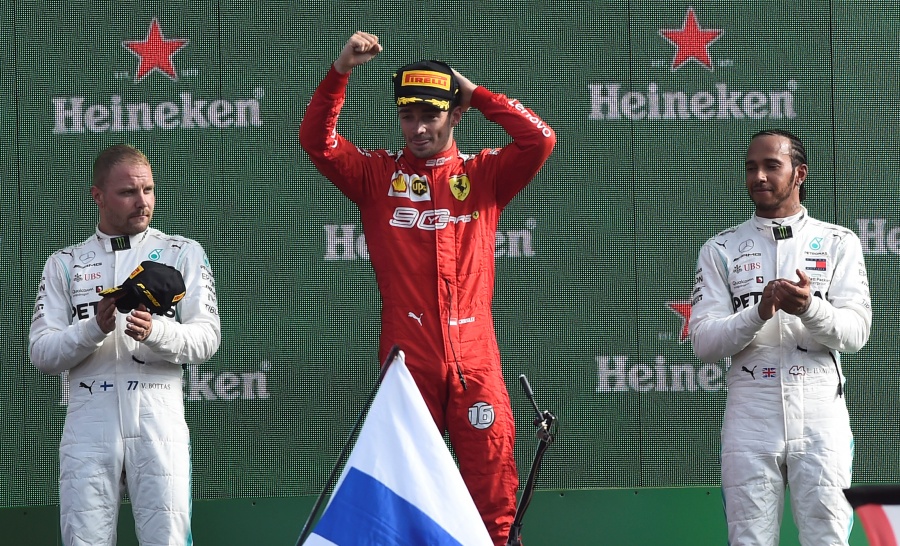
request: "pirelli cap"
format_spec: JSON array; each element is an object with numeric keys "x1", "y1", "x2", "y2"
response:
[
  {"x1": 393, "y1": 60, "x2": 459, "y2": 111},
  {"x1": 99, "y1": 260, "x2": 186, "y2": 315}
]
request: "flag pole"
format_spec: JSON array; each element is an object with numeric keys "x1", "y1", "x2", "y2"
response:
[
  {"x1": 507, "y1": 374, "x2": 557, "y2": 546},
  {"x1": 294, "y1": 344, "x2": 402, "y2": 546}
]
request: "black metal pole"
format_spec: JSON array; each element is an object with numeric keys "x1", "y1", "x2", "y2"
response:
[
  {"x1": 507, "y1": 374, "x2": 556, "y2": 546},
  {"x1": 294, "y1": 345, "x2": 401, "y2": 546}
]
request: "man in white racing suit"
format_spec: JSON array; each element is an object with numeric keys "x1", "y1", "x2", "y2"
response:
[
  {"x1": 689, "y1": 130, "x2": 871, "y2": 546},
  {"x1": 29, "y1": 144, "x2": 220, "y2": 546}
]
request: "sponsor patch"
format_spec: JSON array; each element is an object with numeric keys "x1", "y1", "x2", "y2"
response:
[
  {"x1": 401, "y1": 70, "x2": 451, "y2": 91},
  {"x1": 449, "y1": 174, "x2": 470, "y2": 201},
  {"x1": 467, "y1": 402, "x2": 495, "y2": 430},
  {"x1": 805, "y1": 258, "x2": 827, "y2": 271},
  {"x1": 387, "y1": 172, "x2": 431, "y2": 202}
]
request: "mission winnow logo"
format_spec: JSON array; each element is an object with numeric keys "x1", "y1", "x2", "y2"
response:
[{"x1": 53, "y1": 18, "x2": 264, "y2": 134}]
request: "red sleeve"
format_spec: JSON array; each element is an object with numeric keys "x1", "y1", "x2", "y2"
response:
[
  {"x1": 299, "y1": 66, "x2": 369, "y2": 203},
  {"x1": 469, "y1": 87, "x2": 556, "y2": 207}
]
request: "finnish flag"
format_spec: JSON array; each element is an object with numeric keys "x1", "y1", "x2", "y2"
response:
[{"x1": 305, "y1": 350, "x2": 492, "y2": 546}]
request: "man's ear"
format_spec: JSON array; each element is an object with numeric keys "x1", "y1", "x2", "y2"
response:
[
  {"x1": 795, "y1": 163, "x2": 808, "y2": 185},
  {"x1": 450, "y1": 107, "x2": 463, "y2": 127},
  {"x1": 90, "y1": 185, "x2": 103, "y2": 207}
]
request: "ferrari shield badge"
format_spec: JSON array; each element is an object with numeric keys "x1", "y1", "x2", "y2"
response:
[{"x1": 449, "y1": 174, "x2": 470, "y2": 201}]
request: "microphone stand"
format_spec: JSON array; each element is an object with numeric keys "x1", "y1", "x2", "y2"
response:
[{"x1": 507, "y1": 374, "x2": 556, "y2": 546}]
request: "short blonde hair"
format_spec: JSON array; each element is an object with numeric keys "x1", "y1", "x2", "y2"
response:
[{"x1": 92, "y1": 144, "x2": 151, "y2": 188}]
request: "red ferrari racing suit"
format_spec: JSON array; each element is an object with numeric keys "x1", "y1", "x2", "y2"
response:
[{"x1": 300, "y1": 66, "x2": 555, "y2": 544}]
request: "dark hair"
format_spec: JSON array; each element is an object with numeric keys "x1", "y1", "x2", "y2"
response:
[
  {"x1": 92, "y1": 144, "x2": 150, "y2": 188},
  {"x1": 751, "y1": 129, "x2": 807, "y2": 200}
]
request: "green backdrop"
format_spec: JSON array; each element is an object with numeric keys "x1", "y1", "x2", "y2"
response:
[{"x1": 2, "y1": 0, "x2": 898, "y2": 543}]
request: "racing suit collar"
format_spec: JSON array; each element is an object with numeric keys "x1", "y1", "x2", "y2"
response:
[
  {"x1": 751, "y1": 206, "x2": 808, "y2": 233},
  {"x1": 400, "y1": 142, "x2": 460, "y2": 169},
  {"x1": 95, "y1": 227, "x2": 150, "y2": 253}
]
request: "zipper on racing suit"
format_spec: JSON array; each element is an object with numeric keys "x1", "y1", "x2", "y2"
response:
[
  {"x1": 829, "y1": 351, "x2": 843, "y2": 397},
  {"x1": 443, "y1": 277, "x2": 467, "y2": 391}
]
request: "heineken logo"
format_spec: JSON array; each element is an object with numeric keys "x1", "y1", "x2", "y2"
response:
[
  {"x1": 589, "y1": 7, "x2": 799, "y2": 121},
  {"x1": 52, "y1": 92, "x2": 264, "y2": 133},
  {"x1": 660, "y1": 7, "x2": 724, "y2": 71},
  {"x1": 666, "y1": 301, "x2": 693, "y2": 343},
  {"x1": 50, "y1": 17, "x2": 264, "y2": 134},
  {"x1": 123, "y1": 18, "x2": 188, "y2": 81},
  {"x1": 588, "y1": 81, "x2": 798, "y2": 121}
]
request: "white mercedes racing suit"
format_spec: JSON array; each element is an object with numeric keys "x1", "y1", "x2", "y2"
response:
[
  {"x1": 689, "y1": 208, "x2": 871, "y2": 546},
  {"x1": 29, "y1": 227, "x2": 220, "y2": 546}
]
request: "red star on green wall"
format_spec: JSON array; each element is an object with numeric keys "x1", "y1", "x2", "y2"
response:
[{"x1": 123, "y1": 19, "x2": 188, "y2": 81}]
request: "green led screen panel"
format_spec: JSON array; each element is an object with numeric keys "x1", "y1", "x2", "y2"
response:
[{"x1": 3, "y1": 0, "x2": 898, "y2": 507}]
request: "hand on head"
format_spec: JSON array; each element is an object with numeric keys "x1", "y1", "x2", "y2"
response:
[{"x1": 449, "y1": 68, "x2": 476, "y2": 113}]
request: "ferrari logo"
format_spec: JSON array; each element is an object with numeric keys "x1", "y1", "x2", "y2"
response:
[{"x1": 449, "y1": 174, "x2": 470, "y2": 201}]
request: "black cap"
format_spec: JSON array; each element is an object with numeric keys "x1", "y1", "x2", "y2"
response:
[
  {"x1": 393, "y1": 60, "x2": 459, "y2": 111},
  {"x1": 99, "y1": 261, "x2": 186, "y2": 315}
]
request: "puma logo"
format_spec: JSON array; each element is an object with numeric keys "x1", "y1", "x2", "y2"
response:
[
  {"x1": 408, "y1": 312, "x2": 423, "y2": 326},
  {"x1": 79, "y1": 381, "x2": 95, "y2": 395},
  {"x1": 741, "y1": 366, "x2": 757, "y2": 380}
]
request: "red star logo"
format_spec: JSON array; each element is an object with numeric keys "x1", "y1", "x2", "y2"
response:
[
  {"x1": 660, "y1": 8, "x2": 723, "y2": 71},
  {"x1": 667, "y1": 301, "x2": 693, "y2": 343},
  {"x1": 123, "y1": 19, "x2": 188, "y2": 82}
]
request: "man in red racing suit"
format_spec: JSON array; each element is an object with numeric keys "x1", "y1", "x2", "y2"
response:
[{"x1": 299, "y1": 32, "x2": 555, "y2": 544}]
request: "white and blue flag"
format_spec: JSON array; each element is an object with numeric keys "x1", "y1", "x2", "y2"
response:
[{"x1": 305, "y1": 350, "x2": 492, "y2": 546}]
